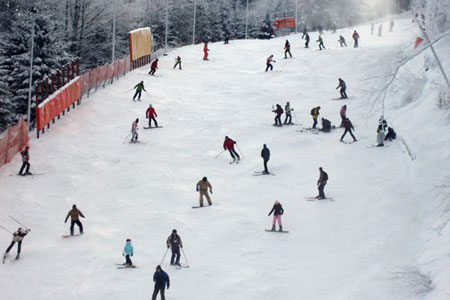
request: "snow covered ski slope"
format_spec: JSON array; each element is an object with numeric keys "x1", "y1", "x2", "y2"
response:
[{"x1": 1, "y1": 15, "x2": 450, "y2": 299}]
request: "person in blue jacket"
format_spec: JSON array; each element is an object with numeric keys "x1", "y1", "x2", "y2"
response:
[
  {"x1": 152, "y1": 265, "x2": 170, "y2": 300},
  {"x1": 122, "y1": 238, "x2": 134, "y2": 266}
]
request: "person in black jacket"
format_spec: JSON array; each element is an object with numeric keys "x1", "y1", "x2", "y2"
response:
[
  {"x1": 320, "y1": 118, "x2": 332, "y2": 132},
  {"x1": 304, "y1": 33, "x2": 310, "y2": 48},
  {"x1": 316, "y1": 167, "x2": 328, "y2": 199},
  {"x1": 385, "y1": 127, "x2": 396, "y2": 141},
  {"x1": 152, "y1": 265, "x2": 170, "y2": 300},
  {"x1": 340, "y1": 118, "x2": 357, "y2": 142},
  {"x1": 268, "y1": 201, "x2": 284, "y2": 231},
  {"x1": 261, "y1": 144, "x2": 270, "y2": 174},
  {"x1": 166, "y1": 229, "x2": 183, "y2": 266},
  {"x1": 336, "y1": 78, "x2": 348, "y2": 99}
]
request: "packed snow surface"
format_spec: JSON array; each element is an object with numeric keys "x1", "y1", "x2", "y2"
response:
[{"x1": 1, "y1": 15, "x2": 449, "y2": 299}]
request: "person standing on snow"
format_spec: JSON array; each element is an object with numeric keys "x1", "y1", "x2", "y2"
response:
[
  {"x1": 224, "y1": 31, "x2": 230, "y2": 44},
  {"x1": 268, "y1": 201, "x2": 284, "y2": 231},
  {"x1": 152, "y1": 265, "x2": 170, "y2": 300},
  {"x1": 273, "y1": 104, "x2": 283, "y2": 126},
  {"x1": 3, "y1": 227, "x2": 31, "y2": 261},
  {"x1": 223, "y1": 136, "x2": 240, "y2": 163},
  {"x1": 146, "y1": 104, "x2": 158, "y2": 128},
  {"x1": 311, "y1": 106, "x2": 320, "y2": 129},
  {"x1": 371, "y1": 23, "x2": 375, "y2": 35},
  {"x1": 389, "y1": 20, "x2": 394, "y2": 32},
  {"x1": 261, "y1": 144, "x2": 270, "y2": 174},
  {"x1": 203, "y1": 42, "x2": 209, "y2": 60},
  {"x1": 131, "y1": 118, "x2": 139, "y2": 143},
  {"x1": 18, "y1": 145, "x2": 31, "y2": 176},
  {"x1": 339, "y1": 105, "x2": 347, "y2": 127},
  {"x1": 378, "y1": 23, "x2": 383, "y2": 36},
  {"x1": 122, "y1": 238, "x2": 134, "y2": 266},
  {"x1": 149, "y1": 58, "x2": 159, "y2": 76},
  {"x1": 284, "y1": 40, "x2": 292, "y2": 58},
  {"x1": 302, "y1": 27, "x2": 307, "y2": 39},
  {"x1": 316, "y1": 35, "x2": 325, "y2": 50},
  {"x1": 338, "y1": 35, "x2": 347, "y2": 47},
  {"x1": 196, "y1": 177, "x2": 213, "y2": 206},
  {"x1": 352, "y1": 30, "x2": 360, "y2": 47},
  {"x1": 316, "y1": 167, "x2": 328, "y2": 199},
  {"x1": 173, "y1": 56, "x2": 182, "y2": 69},
  {"x1": 133, "y1": 81, "x2": 146, "y2": 101},
  {"x1": 64, "y1": 204, "x2": 85, "y2": 236},
  {"x1": 166, "y1": 229, "x2": 183, "y2": 266},
  {"x1": 340, "y1": 118, "x2": 357, "y2": 142},
  {"x1": 376, "y1": 128, "x2": 385, "y2": 147},
  {"x1": 284, "y1": 101, "x2": 293, "y2": 125},
  {"x1": 304, "y1": 32, "x2": 310, "y2": 48},
  {"x1": 336, "y1": 78, "x2": 348, "y2": 99},
  {"x1": 378, "y1": 116, "x2": 388, "y2": 132},
  {"x1": 265, "y1": 55, "x2": 275, "y2": 72}
]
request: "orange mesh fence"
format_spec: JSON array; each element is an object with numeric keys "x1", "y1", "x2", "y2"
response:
[{"x1": 0, "y1": 117, "x2": 30, "y2": 168}]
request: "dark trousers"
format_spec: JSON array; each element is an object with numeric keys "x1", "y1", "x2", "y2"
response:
[
  {"x1": 149, "y1": 68, "x2": 156, "y2": 75},
  {"x1": 312, "y1": 118, "x2": 318, "y2": 129},
  {"x1": 318, "y1": 182, "x2": 326, "y2": 199},
  {"x1": 274, "y1": 115, "x2": 282, "y2": 126},
  {"x1": 148, "y1": 117, "x2": 158, "y2": 127},
  {"x1": 170, "y1": 247, "x2": 180, "y2": 264},
  {"x1": 354, "y1": 39, "x2": 359, "y2": 47},
  {"x1": 152, "y1": 288, "x2": 165, "y2": 300},
  {"x1": 284, "y1": 49, "x2": 292, "y2": 58},
  {"x1": 70, "y1": 220, "x2": 83, "y2": 235},
  {"x1": 319, "y1": 42, "x2": 325, "y2": 50},
  {"x1": 265, "y1": 64, "x2": 273, "y2": 72},
  {"x1": 305, "y1": 41, "x2": 309, "y2": 48},
  {"x1": 263, "y1": 159, "x2": 269, "y2": 173},
  {"x1": 341, "y1": 129, "x2": 356, "y2": 141},
  {"x1": 340, "y1": 88, "x2": 347, "y2": 99},
  {"x1": 340, "y1": 115, "x2": 346, "y2": 127},
  {"x1": 340, "y1": 41, "x2": 347, "y2": 47},
  {"x1": 228, "y1": 149, "x2": 240, "y2": 160},
  {"x1": 284, "y1": 114, "x2": 292, "y2": 124},
  {"x1": 6, "y1": 241, "x2": 22, "y2": 254},
  {"x1": 173, "y1": 62, "x2": 181, "y2": 69},
  {"x1": 133, "y1": 90, "x2": 142, "y2": 100},
  {"x1": 19, "y1": 161, "x2": 30, "y2": 175},
  {"x1": 125, "y1": 254, "x2": 133, "y2": 265}
]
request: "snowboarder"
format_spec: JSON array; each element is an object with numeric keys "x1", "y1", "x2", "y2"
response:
[
  {"x1": 196, "y1": 177, "x2": 212, "y2": 206},
  {"x1": 149, "y1": 59, "x2": 159, "y2": 76},
  {"x1": 284, "y1": 40, "x2": 292, "y2": 58},
  {"x1": 223, "y1": 136, "x2": 240, "y2": 163},
  {"x1": 122, "y1": 238, "x2": 134, "y2": 267},
  {"x1": 340, "y1": 118, "x2": 357, "y2": 142},
  {"x1": 203, "y1": 42, "x2": 209, "y2": 60},
  {"x1": 166, "y1": 229, "x2": 183, "y2": 266},
  {"x1": 336, "y1": 78, "x2": 348, "y2": 99},
  {"x1": 371, "y1": 23, "x2": 375, "y2": 35},
  {"x1": 338, "y1": 35, "x2": 347, "y2": 47},
  {"x1": 64, "y1": 204, "x2": 85, "y2": 236},
  {"x1": 273, "y1": 104, "x2": 283, "y2": 126},
  {"x1": 18, "y1": 145, "x2": 31, "y2": 176},
  {"x1": 376, "y1": 128, "x2": 385, "y2": 147},
  {"x1": 131, "y1": 118, "x2": 139, "y2": 143},
  {"x1": 284, "y1": 102, "x2": 293, "y2": 125},
  {"x1": 261, "y1": 144, "x2": 270, "y2": 174},
  {"x1": 304, "y1": 33, "x2": 310, "y2": 48},
  {"x1": 316, "y1": 35, "x2": 325, "y2": 50},
  {"x1": 385, "y1": 127, "x2": 396, "y2": 141},
  {"x1": 268, "y1": 200, "x2": 284, "y2": 231},
  {"x1": 133, "y1": 81, "x2": 146, "y2": 101},
  {"x1": 146, "y1": 104, "x2": 158, "y2": 128},
  {"x1": 3, "y1": 227, "x2": 30, "y2": 260},
  {"x1": 311, "y1": 106, "x2": 320, "y2": 129},
  {"x1": 173, "y1": 56, "x2": 182, "y2": 69},
  {"x1": 378, "y1": 23, "x2": 383, "y2": 36},
  {"x1": 316, "y1": 167, "x2": 328, "y2": 199},
  {"x1": 320, "y1": 118, "x2": 332, "y2": 132},
  {"x1": 389, "y1": 20, "x2": 394, "y2": 32},
  {"x1": 352, "y1": 30, "x2": 360, "y2": 47},
  {"x1": 224, "y1": 31, "x2": 230, "y2": 44},
  {"x1": 265, "y1": 55, "x2": 275, "y2": 72},
  {"x1": 378, "y1": 116, "x2": 388, "y2": 132},
  {"x1": 152, "y1": 265, "x2": 170, "y2": 300},
  {"x1": 339, "y1": 105, "x2": 347, "y2": 127}
]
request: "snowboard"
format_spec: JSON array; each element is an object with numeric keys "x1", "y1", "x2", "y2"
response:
[
  {"x1": 253, "y1": 171, "x2": 275, "y2": 176},
  {"x1": 117, "y1": 265, "x2": 137, "y2": 269},
  {"x1": 62, "y1": 234, "x2": 82, "y2": 238},
  {"x1": 10, "y1": 173, "x2": 44, "y2": 177},
  {"x1": 265, "y1": 229, "x2": 289, "y2": 233},
  {"x1": 143, "y1": 126, "x2": 163, "y2": 129},
  {"x1": 128, "y1": 141, "x2": 146, "y2": 144},
  {"x1": 192, "y1": 204, "x2": 216, "y2": 209},
  {"x1": 305, "y1": 197, "x2": 335, "y2": 201},
  {"x1": 367, "y1": 145, "x2": 389, "y2": 148},
  {"x1": 332, "y1": 97, "x2": 351, "y2": 100}
]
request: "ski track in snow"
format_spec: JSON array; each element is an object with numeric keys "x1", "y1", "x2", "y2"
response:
[{"x1": 0, "y1": 15, "x2": 442, "y2": 299}]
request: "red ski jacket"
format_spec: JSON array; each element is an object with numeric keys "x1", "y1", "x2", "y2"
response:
[
  {"x1": 352, "y1": 32, "x2": 359, "y2": 39},
  {"x1": 146, "y1": 107, "x2": 157, "y2": 118},
  {"x1": 223, "y1": 138, "x2": 236, "y2": 150},
  {"x1": 151, "y1": 60, "x2": 158, "y2": 69}
]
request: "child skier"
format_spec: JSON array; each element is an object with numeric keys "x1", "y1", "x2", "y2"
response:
[
  {"x1": 284, "y1": 40, "x2": 292, "y2": 58},
  {"x1": 223, "y1": 136, "x2": 240, "y2": 163},
  {"x1": 64, "y1": 204, "x2": 85, "y2": 236},
  {"x1": 166, "y1": 229, "x2": 183, "y2": 266},
  {"x1": 316, "y1": 35, "x2": 325, "y2": 50},
  {"x1": 131, "y1": 118, "x2": 139, "y2": 143},
  {"x1": 152, "y1": 265, "x2": 170, "y2": 300},
  {"x1": 173, "y1": 56, "x2": 182, "y2": 69},
  {"x1": 265, "y1": 55, "x2": 275, "y2": 72},
  {"x1": 149, "y1": 59, "x2": 159, "y2": 76},
  {"x1": 268, "y1": 201, "x2": 284, "y2": 231},
  {"x1": 273, "y1": 104, "x2": 283, "y2": 126},
  {"x1": 146, "y1": 104, "x2": 158, "y2": 128},
  {"x1": 18, "y1": 145, "x2": 31, "y2": 176},
  {"x1": 133, "y1": 81, "x2": 146, "y2": 101},
  {"x1": 196, "y1": 177, "x2": 213, "y2": 206},
  {"x1": 122, "y1": 238, "x2": 134, "y2": 267},
  {"x1": 336, "y1": 78, "x2": 348, "y2": 99},
  {"x1": 3, "y1": 227, "x2": 31, "y2": 261}
]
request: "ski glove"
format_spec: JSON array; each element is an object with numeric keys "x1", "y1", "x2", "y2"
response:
[{"x1": 196, "y1": 188, "x2": 199, "y2": 192}]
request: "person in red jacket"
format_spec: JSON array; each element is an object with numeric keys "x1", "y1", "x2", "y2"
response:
[
  {"x1": 146, "y1": 104, "x2": 158, "y2": 128},
  {"x1": 265, "y1": 55, "x2": 275, "y2": 72},
  {"x1": 352, "y1": 30, "x2": 360, "y2": 48},
  {"x1": 203, "y1": 42, "x2": 209, "y2": 60},
  {"x1": 18, "y1": 145, "x2": 31, "y2": 176},
  {"x1": 284, "y1": 40, "x2": 292, "y2": 58},
  {"x1": 272, "y1": 104, "x2": 283, "y2": 126},
  {"x1": 149, "y1": 59, "x2": 159, "y2": 75},
  {"x1": 223, "y1": 136, "x2": 240, "y2": 163}
]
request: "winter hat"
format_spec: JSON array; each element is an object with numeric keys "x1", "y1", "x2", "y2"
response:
[
  {"x1": 172, "y1": 229, "x2": 177, "y2": 234},
  {"x1": 202, "y1": 176, "x2": 207, "y2": 181},
  {"x1": 156, "y1": 265, "x2": 162, "y2": 270},
  {"x1": 72, "y1": 204, "x2": 77, "y2": 209},
  {"x1": 126, "y1": 238, "x2": 131, "y2": 242},
  {"x1": 25, "y1": 145, "x2": 30, "y2": 149}
]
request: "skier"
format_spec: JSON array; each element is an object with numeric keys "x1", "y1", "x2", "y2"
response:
[
  {"x1": 302, "y1": 27, "x2": 307, "y2": 39},
  {"x1": 3, "y1": 227, "x2": 31, "y2": 260},
  {"x1": 224, "y1": 31, "x2": 230, "y2": 44},
  {"x1": 149, "y1": 59, "x2": 159, "y2": 76},
  {"x1": 378, "y1": 116, "x2": 388, "y2": 131},
  {"x1": 304, "y1": 32, "x2": 310, "y2": 48},
  {"x1": 311, "y1": 106, "x2": 320, "y2": 129},
  {"x1": 265, "y1": 55, "x2": 275, "y2": 72},
  {"x1": 196, "y1": 177, "x2": 212, "y2": 207},
  {"x1": 152, "y1": 265, "x2": 170, "y2": 300},
  {"x1": 316, "y1": 167, "x2": 328, "y2": 199},
  {"x1": 268, "y1": 200, "x2": 284, "y2": 231},
  {"x1": 131, "y1": 118, "x2": 139, "y2": 143},
  {"x1": 284, "y1": 101, "x2": 293, "y2": 125},
  {"x1": 320, "y1": 118, "x2": 332, "y2": 133},
  {"x1": 223, "y1": 136, "x2": 240, "y2": 163},
  {"x1": 352, "y1": 30, "x2": 360, "y2": 47},
  {"x1": 316, "y1": 35, "x2": 325, "y2": 50},
  {"x1": 18, "y1": 145, "x2": 31, "y2": 176},
  {"x1": 122, "y1": 238, "x2": 134, "y2": 267},
  {"x1": 371, "y1": 23, "x2": 375, "y2": 35},
  {"x1": 173, "y1": 56, "x2": 182, "y2": 69},
  {"x1": 336, "y1": 78, "x2": 348, "y2": 99},
  {"x1": 203, "y1": 42, "x2": 209, "y2": 60},
  {"x1": 338, "y1": 35, "x2": 347, "y2": 47},
  {"x1": 64, "y1": 204, "x2": 85, "y2": 236},
  {"x1": 166, "y1": 229, "x2": 183, "y2": 266},
  {"x1": 376, "y1": 128, "x2": 385, "y2": 147},
  {"x1": 385, "y1": 127, "x2": 396, "y2": 141},
  {"x1": 273, "y1": 104, "x2": 283, "y2": 126},
  {"x1": 389, "y1": 20, "x2": 394, "y2": 32},
  {"x1": 378, "y1": 23, "x2": 383, "y2": 36},
  {"x1": 146, "y1": 104, "x2": 158, "y2": 128},
  {"x1": 339, "y1": 105, "x2": 347, "y2": 127},
  {"x1": 261, "y1": 144, "x2": 270, "y2": 174},
  {"x1": 340, "y1": 118, "x2": 357, "y2": 142},
  {"x1": 133, "y1": 81, "x2": 146, "y2": 101},
  {"x1": 284, "y1": 40, "x2": 292, "y2": 58}
]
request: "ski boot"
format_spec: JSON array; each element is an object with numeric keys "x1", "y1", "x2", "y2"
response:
[
  {"x1": 271, "y1": 225, "x2": 276, "y2": 231},
  {"x1": 279, "y1": 225, "x2": 283, "y2": 232},
  {"x1": 15, "y1": 254, "x2": 20, "y2": 260}
]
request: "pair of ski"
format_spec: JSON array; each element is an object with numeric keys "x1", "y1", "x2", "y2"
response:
[
  {"x1": 192, "y1": 204, "x2": 216, "y2": 209},
  {"x1": 2, "y1": 253, "x2": 19, "y2": 264},
  {"x1": 297, "y1": 128, "x2": 319, "y2": 134},
  {"x1": 143, "y1": 126, "x2": 163, "y2": 129},
  {"x1": 115, "y1": 263, "x2": 137, "y2": 269},
  {"x1": 305, "y1": 197, "x2": 335, "y2": 201},
  {"x1": 10, "y1": 173, "x2": 44, "y2": 177},
  {"x1": 253, "y1": 171, "x2": 275, "y2": 176},
  {"x1": 229, "y1": 159, "x2": 240, "y2": 164},
  {"x1": 340, "y1": 140, "x2": 357, "y2": 144}
]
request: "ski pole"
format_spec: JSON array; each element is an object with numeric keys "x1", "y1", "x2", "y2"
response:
[
  {"x1": 0, "y1": 224, "x2": 12, "y2": 234},
  {"x1": 145, "y1": 91, "x2": 151, "y2": 99},
  {"x1": 293, "y1": 111, "x2": 299, "y2": 123},
  {"x1": 160, "y1": 248, "x2": 169, "y2": 265},
  {"x1": 123, "y1": 133, "x2": 131, "y2": 141},
  {"x1": 8, "y1": 216, "x2": 29, "y2": 229},
  {"x1": 181, "y1": 247, "x2": 189, "y2": 265},
  {"x1": 124, "y1": 88, "x2": 133, "y2": 92},
  {"x1": 215, "y1": 150, "x2": 225, "y2": 159},
  {"x1": 31, "y1": 166, "x2": 37, "y2": 174},
  {"x1": 236, "y1": 144, "x2": 244, "y2": 159}
]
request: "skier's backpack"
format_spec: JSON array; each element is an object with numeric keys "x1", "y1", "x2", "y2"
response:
[
  {"x1": 280, "y1": 108, "x2": 284, "y2": 114},
  {"x1": 323, "y1": 171, "x2": 328, "y2": 181},
  {"x1": 310, "y1": 108, "x2": 315, "y2": 116}
]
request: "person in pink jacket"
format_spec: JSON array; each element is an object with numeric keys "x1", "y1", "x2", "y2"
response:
[{"x1": 131, "y1": 118, "x2": 139, "y2": 143}]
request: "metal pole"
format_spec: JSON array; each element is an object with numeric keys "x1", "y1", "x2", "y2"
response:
[
  {"x1": 192, "y1": 0, "x2": 197, "y2": 45},
  {"x1": 27, "y1": 6, "x2": 37, "y2": 132},
  {"x1": 245, "y1": 0, "x2": 249, "y2": 39},
  {"x1": 112, "y1": 0, "x2": 117, "y2": 63},
  {"x1": 164, "y1": 0, "x2": 169, "y2": 53},
  {"x1": 295, "y1": 0, "x2": 298, "y2": 34}
]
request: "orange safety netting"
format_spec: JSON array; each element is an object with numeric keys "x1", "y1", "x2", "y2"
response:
[{"x1": 0, "y1": 117, "x2": 30, "y2": 168}]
